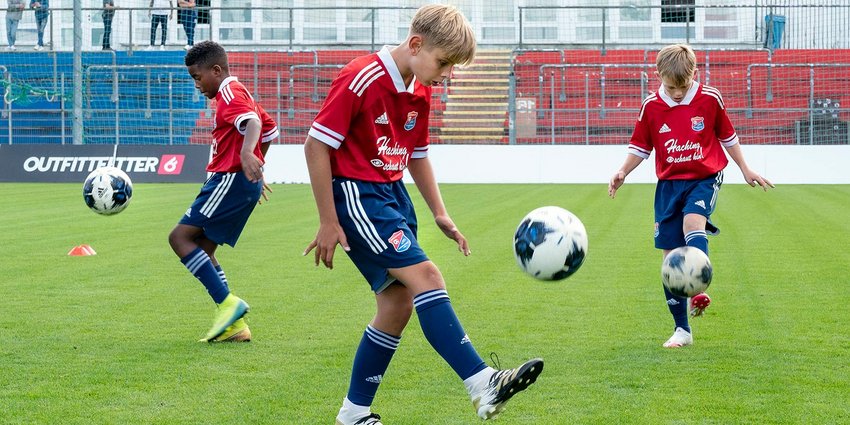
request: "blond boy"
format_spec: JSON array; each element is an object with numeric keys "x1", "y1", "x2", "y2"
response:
[
  {"x1": 303, "y1": 5, "x2": 542, "y2": 424},
  {"x1": 609, "y1": 44, "x2": 773, "y2": 348}
]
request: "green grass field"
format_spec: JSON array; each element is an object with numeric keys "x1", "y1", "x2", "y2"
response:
[{"x1": 0, "y1": 182, "x2": 848, "y2": 424}]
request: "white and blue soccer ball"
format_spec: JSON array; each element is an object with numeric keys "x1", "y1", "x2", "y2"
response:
[
  {"x1": 513, "y1": 206, "x2": 588, "y2": 281},
  {"x1": 661, "y1": 246, "x2": 712, "y2": 297},
  {"x1": 82, "y1": 166, "x2": 133, "y2": 215}
]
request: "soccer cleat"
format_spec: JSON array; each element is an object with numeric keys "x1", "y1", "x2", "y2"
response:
[
  {"x1": 471, "y1": 358, "x2": 544, "y2": 420},
  {"x1": 663, "y1": 327, "x2": 693, "y2": 348},
  {"x1": 201, "y1": 294, "x2": 249, "y2": 342},
  {"x1": 690, "y1": 293, "x2": 711, "y2": 317},
  {"x1": 335, "y1": 413, "x2": 382, "y2": 425},
  {"x1": 211, "y1": 318, "x2": 251, "y2": 342}
]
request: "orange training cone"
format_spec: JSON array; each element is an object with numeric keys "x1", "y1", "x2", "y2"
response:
[{"x1": 68, "y1": 244, "x2": 97, "y2": 256}]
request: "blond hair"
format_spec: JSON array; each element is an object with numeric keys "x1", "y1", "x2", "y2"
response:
[
  {"x1": 409, "y1": 4, "x2": 476, "y2": 66},
  {"x1": 656, "y1": 44, "x2": 697, "y2": 86}
]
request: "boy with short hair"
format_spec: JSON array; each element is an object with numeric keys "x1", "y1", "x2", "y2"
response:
[
  {"x1": 608, "y1": 43, "x2": 774, "y2": 348},
  {"x1": 303, "y1": 5, "x2": 542, "y2": 424},
  {"x1": 170, "y1": 40, "x2": 278, "y2": 343}
]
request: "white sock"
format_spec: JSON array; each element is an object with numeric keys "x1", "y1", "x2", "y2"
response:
[
  {"x1": 336, "y1": 397, "x2": 371, "y2": 424},
  {"x1": 463, "y1": 366, "x2": 497, "y2": 397}
]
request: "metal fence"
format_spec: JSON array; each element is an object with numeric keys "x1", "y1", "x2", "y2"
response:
[
  {"x1": 2, "y1": 3, "x2": 850, "y2": 51},
  {"x1": 1, "y1": 3, "x2": 849, "y2": 146}
]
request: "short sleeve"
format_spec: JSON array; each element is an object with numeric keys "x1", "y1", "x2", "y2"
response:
[
  {"x1": 628, "y1": 97, "x2": 654, "y2": 159},
  {"x1": 308, "y1": 66, "x2": 365, "y2": 149},
  {"x1": 217, "y1": 87, "x2": 260, "y2": 136}
]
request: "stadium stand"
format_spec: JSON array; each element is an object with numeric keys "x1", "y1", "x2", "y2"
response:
[
  {"x1": 0, "y1": 51, "x2": 203, "y2": 144},
  {"x1": 2, "y1": 48, "x2": 847, "y2": 146}
]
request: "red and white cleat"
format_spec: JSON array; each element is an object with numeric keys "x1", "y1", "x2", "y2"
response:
[{"x1": 690, "y1": 293, "x2": 711, "y2": 317}]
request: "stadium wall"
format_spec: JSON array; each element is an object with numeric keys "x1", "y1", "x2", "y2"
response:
[{"x1": 263, "y1": 145, "x2": 849, "y2": 185}]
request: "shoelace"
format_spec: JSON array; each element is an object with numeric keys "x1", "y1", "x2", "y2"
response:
[
  {"x1": 489, "y1": 352, "x2": 502, "y2": 370},
  {"x1": 354, "y1": 413, "x2": 382, "y2": 425},
  {"x1": 485, "y1": 352, "x2": 515, "y2": 395}
]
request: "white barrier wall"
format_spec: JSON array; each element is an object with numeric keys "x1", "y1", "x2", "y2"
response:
[{"x1": 264, "y1": 144, "x2": 850, "y2": 185}]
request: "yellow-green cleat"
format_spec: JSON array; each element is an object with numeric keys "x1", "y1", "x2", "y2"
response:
[
  {"x1": 212, "y1": 318, "x2": 251, "y2": 342},
  {"x1": 200, "y1": 294, "x2": 249, "y2": 342}
]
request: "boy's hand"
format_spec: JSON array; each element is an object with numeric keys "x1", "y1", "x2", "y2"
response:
[
  {"x1": 608, "y1": 170, "x2": 626, "y2": 198},
  {"x1": 742, "y1": 168, "x2": 775, "y2": 191},
  {"x1": 435, "y1": 215, "x2": 470, "y2": 256},
  {"x1": 258, "y1": 181, "x2": 272, "y2": 204},
  {"x1": 241, "y1": 152, "x2": 263, "y2": 183},
  {"x1": 304, "y1": 223, "x2": 350, "y2": 269}
]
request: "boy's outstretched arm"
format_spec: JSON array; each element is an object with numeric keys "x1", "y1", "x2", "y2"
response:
[
  {"x1": 407, "y1": 157, "x2": 470, "y2": 256},
  {"x1": 303, "y1": 136, "x2": 349, "y2": 269},
  {"x1": 724, "y1": 143, "x2": 774, "y2": 191},
  {"x1": 609, "y1": 154, "x2": 644, "y2": 199}
]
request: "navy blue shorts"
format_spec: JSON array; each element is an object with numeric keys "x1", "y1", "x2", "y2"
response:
[
  {"x1": 654, "y1": 171, "x2": 723, "y2": 250},
  {"x1": 333, "y1": 178, "x2": 429, "y2": 293},
  {"x1": 179, "y1": 171, "x2": 262, "y2": 247}
]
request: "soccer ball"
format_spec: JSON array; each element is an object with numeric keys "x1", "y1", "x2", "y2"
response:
[
  {"x1": 82, "y1": 166, "x2": 133, "y2": 215},
  {"x1": 661, "y1": 246, "x2": 712, "y2": 297},
  {"x1": 513, "y1": 206, "x2": 588, "y2": 281}
]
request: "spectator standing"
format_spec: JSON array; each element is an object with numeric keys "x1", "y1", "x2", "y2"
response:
[
  {"x1": 177, "y1": 0, "x2": 196, "y2": 50},
  {"x1": 5, "y1": 0, "x2": 25, "y2": 50},
  {"x1": 149, "y1": 0, "x2": 171, "y2": 49},
  {"x1": 28, "y1": 0, "x2": 48, "y2": 50},
  {"x1": 102, "y1": 0, "x2": 115, "y2": 50}
]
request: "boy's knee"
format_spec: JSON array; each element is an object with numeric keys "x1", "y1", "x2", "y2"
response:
[
  {"x1": 682, "y1": 213, "x2": 707, "y2": 232},
  {"x1": 421, "y1": 263, "x2": 446, "y2": 290}
]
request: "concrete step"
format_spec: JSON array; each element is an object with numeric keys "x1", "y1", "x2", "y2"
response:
[
  {"x1": 434, "y1": 134, "x2": 506, "y2": 141},
  {"x1": 446, "y1": 94, "x2": 507, "y2": 99},
  {"x1": 453, "y1": 70, "x2": 510, "y2": 76},
  {"x1": 440, "y1": 127, "x2": 505, "y2": 134},
  {"x1": 442, "y1": 110, "x2": 507, "y2": 115},
  {"x1": 442, "y1": 117, "x2": 506, "y2": 124}
]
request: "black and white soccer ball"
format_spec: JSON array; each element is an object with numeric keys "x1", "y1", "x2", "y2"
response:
[
  {"x1": 661, "y1": 246, "x2": 712, "y2": 297},
  {"x1": 514, "y1": 206, "x2": 588, "y2": 281},
  {"x1": 82, "y1": 166, "x2": 133, "y2": 215}
]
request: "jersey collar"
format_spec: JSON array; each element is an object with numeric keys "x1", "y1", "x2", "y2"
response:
[
  {"x1": 217, "y1": 76, "x2": 238, "y2": 95},
  {"x1": 659, "y1": 81, "x2": 699, "y2": 107},
  {"x1": 378, "y1": 46, "x2": 416, "y2": 94}
]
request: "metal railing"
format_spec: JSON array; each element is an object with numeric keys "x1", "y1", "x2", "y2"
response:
[
  {"x1": 2, "y1": 4, "x2": 850, "y2": 51},
  {"x1": 746, "y1": 63, "x2": 850, "y2": 144}
]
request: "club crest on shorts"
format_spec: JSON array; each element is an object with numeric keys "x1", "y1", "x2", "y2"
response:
[
  {"x1": 404, "y1": 111, "x2": 418, "y2": 131},
  {"x1": 388, "y1": 230, "x2": 411, "y2": 252},
  {"x1": 691, "y1": 116, "x2": 705, "y2": 131}
]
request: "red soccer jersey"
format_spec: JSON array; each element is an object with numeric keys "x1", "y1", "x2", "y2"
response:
[
  {"x1": 308, "y1": 47, "x2": 430, "y2": 183},
  {"x1": 208, "y1": 76, "x2": 279, "y2": 173},
  {"x1": 629, "y1": 82, "x2": 738, "y2": 180}
]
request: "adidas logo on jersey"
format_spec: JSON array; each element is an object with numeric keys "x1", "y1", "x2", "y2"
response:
[
  {"x1": 694, "y1": 200, "x2": 706, "y2": 209},
  {"x1": 365, "y1": 375, "x2": 383, "y2": 384},
  {"x1": 374, "y1": 112, "x2": 389, "y2": 125},
  {"x1": 460, "y1": 334, "x2": 471, "y2": 345},
  {"x1": 659, "y1": 123, "x2": 671, "y2": 133}
]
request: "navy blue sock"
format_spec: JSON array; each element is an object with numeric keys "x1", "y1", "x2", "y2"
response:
[
  {"x1": 414, "y1": 289, "x2": 486, "y2": 380},
  {"x1": 347, "y1": 325, "x2": 400, "y2": 407},
  {"x1": 214, "y1": 264, "x2": 229, "y2": 292},
  {"x1": 685, "y1": 230, "x2": 709, "y2": 255},
  {"x1": 664, "y1": 284, "x2": 690, "y2": 332},
  {"x1": 181, "y1": 247, "x2": 229, "y2": 304}
]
